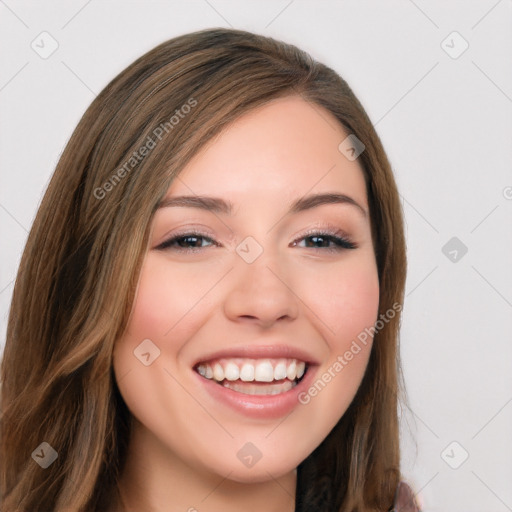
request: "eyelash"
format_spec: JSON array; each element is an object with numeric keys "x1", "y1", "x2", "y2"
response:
[{"x1": 156, "y1": 226, "x2": 357, "y2": 253}]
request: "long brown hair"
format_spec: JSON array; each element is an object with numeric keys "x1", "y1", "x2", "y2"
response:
[{"x1": 0, "y1": 27, "x2": 407, "y2": 511}]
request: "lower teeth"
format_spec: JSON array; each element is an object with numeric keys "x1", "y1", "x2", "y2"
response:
[{"x1": 222, "y1": 379, "x2": 297, "y2": 395}]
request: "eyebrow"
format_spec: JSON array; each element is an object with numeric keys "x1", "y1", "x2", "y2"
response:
[{"x1": 157, "y1": 192, "x2": 368, "y2": 218}]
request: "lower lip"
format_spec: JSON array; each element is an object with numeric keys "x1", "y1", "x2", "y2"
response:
[{"x1": 193, "y1": 365, "x2": 317, "y2": 419}]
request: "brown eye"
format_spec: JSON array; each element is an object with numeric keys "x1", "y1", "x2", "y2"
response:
[
  {"x1": 292, "y1": 229, "x2": 357, "y2": 252},
  {"x1": 156, "y1": 232, "x2": 217, "y2": 251}
]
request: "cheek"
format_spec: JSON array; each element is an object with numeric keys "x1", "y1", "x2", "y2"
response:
[
  {"x1": 297, "y1": 253, "x2": 380, "y2": 346},
  {"x1": 331, "y1": 267, "x2": 380, "y2": 341},
  {"x1": 291, "y1": 255, "x2": 379, "y2": 440},
  {"x1": 112, "y1": 256, "x2": 203, "y2": 400},
  {"x1": 111, "y1": 256, "x2": 211, "y2": 450},
  {"x1": 122, "y1": 255, "x2": 214, "y2": 344}
]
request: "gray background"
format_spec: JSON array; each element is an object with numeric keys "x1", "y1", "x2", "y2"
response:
[{"x1": 1, "y1": 1, "x2": 511, "y2": 510}]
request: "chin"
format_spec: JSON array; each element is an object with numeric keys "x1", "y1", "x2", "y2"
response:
[
  {"x1": 220, "y1": 464, "x2": 296, "y2": 484},
  {"x1": 200, "y1": 446, "x2": 305, "y2": 484}
]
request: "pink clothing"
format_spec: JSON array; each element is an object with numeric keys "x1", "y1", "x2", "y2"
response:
[{"x1": 391, "y1": 481, "x2": 421, "y2": 511}]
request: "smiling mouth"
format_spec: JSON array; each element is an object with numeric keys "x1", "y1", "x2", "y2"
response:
[{"x1": 193, "y1": 357, "x2": 309, "y2": 395}]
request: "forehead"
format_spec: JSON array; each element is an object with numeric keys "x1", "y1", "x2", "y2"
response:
[{"x1": 166, "y1": 95, "x2": 367, "y2": 207}]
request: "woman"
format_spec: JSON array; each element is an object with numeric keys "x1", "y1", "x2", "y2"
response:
[{"x1": 0, "y1": 28, "x2": 419, "y2": 511}]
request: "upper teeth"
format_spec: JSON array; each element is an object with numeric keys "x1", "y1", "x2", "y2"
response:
[{"x1": 195, "y1": 358, "x2": 306, "y2": 383}]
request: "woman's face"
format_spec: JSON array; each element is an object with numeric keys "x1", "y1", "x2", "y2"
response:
[{"x1": 113, "y1": 95, "x2": 379, "y2": 483}]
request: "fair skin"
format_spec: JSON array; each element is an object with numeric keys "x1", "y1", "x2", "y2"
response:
[{"x1": 111, "y1": 95, "x2": 380, "y2": 512}]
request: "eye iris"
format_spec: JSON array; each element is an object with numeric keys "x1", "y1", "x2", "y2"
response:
[
  {"x1": 179, "y1": 235, "x2": 202, "y2": 247},
  {"x1": 307, "y1": 235, "x2": 328, "y2": 248}
]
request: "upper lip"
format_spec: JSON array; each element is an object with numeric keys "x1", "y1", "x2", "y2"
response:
[{"x1": 192, "y1": 344, "x2": 320, "y2": 367}]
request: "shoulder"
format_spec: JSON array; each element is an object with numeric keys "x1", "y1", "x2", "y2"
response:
[{"x1": 390, "y1": 480, "x2": 421, "y2": 512}]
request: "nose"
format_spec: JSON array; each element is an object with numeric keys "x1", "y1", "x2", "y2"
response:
[{"x1": 223, "y1": 249, "x2": 300, "y2": 328}]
